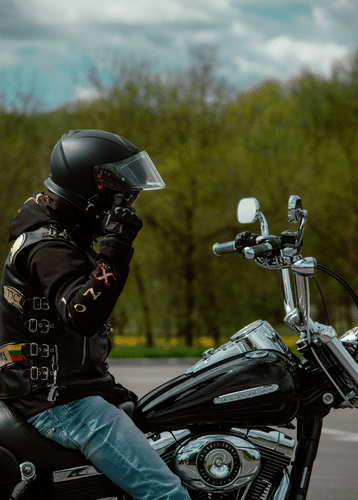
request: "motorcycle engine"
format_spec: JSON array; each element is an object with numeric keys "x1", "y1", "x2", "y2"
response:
[
  {"x1": 174, "y1": 434, "x2": 260, "y2": 492},
  {"x1": 148, "y1": 428, "x2": 295, "y2": 500}
]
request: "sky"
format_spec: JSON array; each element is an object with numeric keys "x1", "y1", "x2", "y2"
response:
[{"x1": 0, "y1": 0, "x2": 357, "y2": 110}]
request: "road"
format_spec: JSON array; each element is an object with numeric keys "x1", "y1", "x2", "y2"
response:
[{"x1": 108, "y1": 358, "x2": 358, "y2": 500}]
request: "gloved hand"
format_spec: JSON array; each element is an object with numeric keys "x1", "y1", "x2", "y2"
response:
[
  {"x1": 102, "y1": 193, "x2": 143, "y2": 245},
  {"x1": 234, "y1": 231, "x2": 260, "y2": 253}
]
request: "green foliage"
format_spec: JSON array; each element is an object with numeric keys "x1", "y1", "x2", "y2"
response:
[{"x1": 1, "y1": 49, "x2": 358, "y2": 347}]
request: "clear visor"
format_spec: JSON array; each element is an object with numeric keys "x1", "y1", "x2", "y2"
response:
[{"x1": 93, "y1": 151, "x2": 165, "y2": 191}]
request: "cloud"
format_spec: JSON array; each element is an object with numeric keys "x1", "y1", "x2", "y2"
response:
[
  {"x1": 0, "y1": 0, "x2": 357, "y2": 108},
  {"x1": 265, "y1": 37, "x2": 348, "y2": 71},
  {"x1": 9, "y1": 0, "x2": 224, "y2": 27}
]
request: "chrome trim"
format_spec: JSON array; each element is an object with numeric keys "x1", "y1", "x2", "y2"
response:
[
  {"x1": 186, "y1": 320, "x2": 288, "y2": 375},
  {"x1": 185, "y1": 341, "x2": 247, "y2": 374},
  {"x1": 231, "y1": 428, "x2": 295, "y2": 457},
  {"x1": 53, "y1": 465, "x2": 102, "y2": 483},
  {"x1": 11, "y1": 462, "x2": 37, "y2": 500},
  {"x1": 340, "y1": 326, "x2": 358, "y2": 347},
  {"x1": 97, "y1": 498, "x2": 120, "y2": 500},
  {"x1": 148, "y1": 429, "x2": 191, "y2": 455},
  {"x1": 213, "y1": 384, "x2": 279, "y2": 405},
  {"x1": 291, "y1": 257, "x2": 317, "y2": 278},
  {"x1": 230, "y1": 320, "x2": 264, "y2": 341},
  {"x1": 294, "y1": 274, "x2": 307, "y2": 325},
  {"x1": 319, "y1": 325, "x2": 358, "y2": 390},
  {"x1": 288, "y1": 195, "x2": 302, "y2": 224},
  {"x1": 172, "y1": 429, "x2": 192, "y2": 442},
  {"x1": 174, "y1": 434, "x2": 260, "y2": 492},
  {"x1": 232, "y1": 321, "x2": 288, "y2": 354},
  {"x1": 272, "y1": 469, "x2": 290, "y2": 500}
]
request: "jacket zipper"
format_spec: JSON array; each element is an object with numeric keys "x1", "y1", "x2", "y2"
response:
[{"x1": 81, "y1": 337, "x2": 87, "y2": 365}]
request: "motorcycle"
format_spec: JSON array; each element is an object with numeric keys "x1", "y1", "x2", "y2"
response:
[{"x1": 1, "y1": 194, "x2": 358, "y2": 500}]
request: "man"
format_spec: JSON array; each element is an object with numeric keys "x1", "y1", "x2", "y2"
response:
[{"x1": 0, "y1": 129, "x2": 190, "y2": 500}]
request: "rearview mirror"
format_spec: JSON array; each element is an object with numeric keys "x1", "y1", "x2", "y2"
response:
[
  {"x1": 237, "y1": 198, "x2": 260, "y2": 224},
  {"x1": 237, "y1": 197, "x2": 269, "y2": 236},
  {"x1": 288, "y1": 195, "x2": 303, "y2": 223}
]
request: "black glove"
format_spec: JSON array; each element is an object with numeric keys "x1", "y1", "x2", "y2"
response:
[
  {"x1": 234, "y1": 231, "x2": 260, "y2": 253},
  {"x1": 102, "y1": 194, "x2": 143, "y2": 245},
  {"x1": 114, "y1": 382, "x2": 138, "y2": 404}
]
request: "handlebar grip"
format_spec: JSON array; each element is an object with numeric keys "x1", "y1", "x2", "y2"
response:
[
  {"x1": 242, "y1": 242, "x2": 275, "y2": 261},
  {"x1": 213, "y1": 241, "x2": 236, "y2": 256}
]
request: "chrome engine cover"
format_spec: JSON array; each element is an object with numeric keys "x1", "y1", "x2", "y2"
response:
[{"x1": 173, "y1": 434, "x2": 261, "y2": 492}]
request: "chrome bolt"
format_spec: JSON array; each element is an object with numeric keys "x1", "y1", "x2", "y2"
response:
[{"x1": 322, "y1": 393, "x2": 334, "y2": 405}]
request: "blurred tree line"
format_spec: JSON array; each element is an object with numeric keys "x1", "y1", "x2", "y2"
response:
[{"x1": 0, "y1": 48, "x2": 358, "y2": 346}]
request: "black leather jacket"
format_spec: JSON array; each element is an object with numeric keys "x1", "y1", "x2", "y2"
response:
[{"x1": 0, "y1": 193, "x2": 134, "y2": 407}]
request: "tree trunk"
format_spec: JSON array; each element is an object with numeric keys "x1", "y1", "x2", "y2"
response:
[{"x1": 132, "y1": 261, "x2": 154, "y2": 347}]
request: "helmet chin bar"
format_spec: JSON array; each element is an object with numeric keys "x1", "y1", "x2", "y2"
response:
[
  {"x1": 45, "y1": 177, "x2": 107, "y2": 234},
  {"x1": 86, "y1": 194, "x2": 111, "y2": 233},
  {"x1": 45, "y1": 177, "x2": 140, "y2": 235}
]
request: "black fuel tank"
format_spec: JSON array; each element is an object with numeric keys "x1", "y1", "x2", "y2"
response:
[{"x1": 134, "y1": 321, "x2": 300, "y2": 432}]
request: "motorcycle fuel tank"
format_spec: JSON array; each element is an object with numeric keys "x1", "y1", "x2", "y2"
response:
[{"x1": 135, "y1": 320, "x2": 300, "y2": 432}]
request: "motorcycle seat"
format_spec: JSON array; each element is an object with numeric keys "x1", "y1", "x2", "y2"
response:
[
  {"x1": 0, "y1": 400, "x2": 90, "y2": 471},
  {"x1": 0, "y1": 445, "x2": 21, "y2": 484}
]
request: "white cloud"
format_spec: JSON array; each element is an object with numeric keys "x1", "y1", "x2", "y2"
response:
[
  {"x1": 72, "y1": 83, "x2": 102, "y2": 102},
  {"x1": 312, "y1": 7, "x2": 336, "y2": 32},
  {"x1": 265, "y1": 36, "x2": 349, "y2": 73},
  {"x1": 18, "y1": 0, "x2": 211, "y2": 24},
  {"x1": 332, "y1": 0, "x2": 356, "y2": 10},
  {"x1": 231, "y1": 21, "x2": 250, "y2": 37},
  {"x1": 234, "y1": 55, "x2": 277, "y2": 77},
  {"x1": 1, "y1": 0, "x2": 357, "y2": 108}
]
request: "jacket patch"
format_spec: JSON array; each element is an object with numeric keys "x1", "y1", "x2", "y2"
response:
[
  {"x1": 0, "y1": 343, "x2": 26, "y2": 368},
  {"x1": 3, "y1": 286, "x2": 25, "y2": 311},
  {"x1": 9, "y1": 234, "x2": 25, "y2": 264},
  {"x1": 94, "y1": 264, "x2": 116, "y2": 287}
]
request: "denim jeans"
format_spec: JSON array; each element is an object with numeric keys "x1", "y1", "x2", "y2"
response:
[{"x1": 28, "y1": 395, "x2": 190, "y2": 500}]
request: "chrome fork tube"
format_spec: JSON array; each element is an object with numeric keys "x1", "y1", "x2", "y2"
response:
[
  {"x1": 280, "y1": 269, "x2": 295, "y2": 316},
  {"x1": 280, "y1": 269, "x2": 308, "y2": 323},
  {"x1": 294, "y1": 274, "x2": 307, "y2": 325}
]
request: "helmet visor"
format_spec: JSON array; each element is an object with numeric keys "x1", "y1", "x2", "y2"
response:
[{"x1": 93, "y1": 151, "x2": 165, "y2": 191}]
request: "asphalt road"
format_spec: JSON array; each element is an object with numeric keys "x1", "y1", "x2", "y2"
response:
[{"x1": 108, "y1": 358, "x2": 358, "y2": 500}]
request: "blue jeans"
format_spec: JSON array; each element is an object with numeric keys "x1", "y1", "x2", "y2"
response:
[{"x1": 28, "y1": 396, "x2": 190, "y2": 500}]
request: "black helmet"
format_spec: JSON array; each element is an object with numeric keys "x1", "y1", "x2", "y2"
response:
[{"x1": 44, "y1": 129, "x2": 165, "y2": 230}]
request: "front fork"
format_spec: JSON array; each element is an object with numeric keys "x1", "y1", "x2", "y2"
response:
[
  {"x1": 271, "y1": 417, "x2": 322, "y2": 500},
  {"x1": 286, "y1": 415, "x2": 322, "y2": 500}
]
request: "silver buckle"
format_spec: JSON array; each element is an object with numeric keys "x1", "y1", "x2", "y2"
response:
[
  {"x1": 28, "y1": 319, "x2": 38, "y2": 333},
  {"x1": 29, "y1": 343, "x2": 38, "y2": 356},
  {"x1": 40, "y1": 344, "x2": 50, "y2": 357},
  {"x1": 33, "y1": 297, "x2": 50, "y2": 311},
  {"x1": 29, "y1": 366, "x2": 49, "y2": 380},
  {"x1": 38, "y1": 320, "x2": 50, "y2": 334},
  {"x1": 40, "y1": 367, "x2": 49, "y2": 380},
  {"x1": 30, "y1": 366, "x2": 39, "y2": 380},
  {"x1": 27, "y1": 319, "x2": 53, "y2": 334}
]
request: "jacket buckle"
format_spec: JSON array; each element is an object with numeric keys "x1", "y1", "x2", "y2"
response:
[
  {"x1": 29, "y1": 366, "x2": 39, "y2": 380},
  {"x1": 27, "y1": 319, "x2": 53, "y2": 334},
  {"x1": 28, "y1": 319, "x2": 37, "y2": 333},
  {"x1": 40, "y1": 344, "x2": 50, "y2": 357},
  {"x1": 29, "y1": 366, "x2": 49, "y2": 380},
  {"x1": 40, "y1": 367, "x2": 49, "y2": 380},
  {"x1": 33, "y1": 297, "x2": 50, "y2": 311},
  {"x1": 29, "y1": 343, "x2": 38, "y2": 356},
  {"x1": 38, "y1": 320, "x2": 51, "y2": 334}
]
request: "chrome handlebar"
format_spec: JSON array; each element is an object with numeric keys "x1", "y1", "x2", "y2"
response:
[{"x1": 213, "y1": 195, "x2": 358, "y2": 408}]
